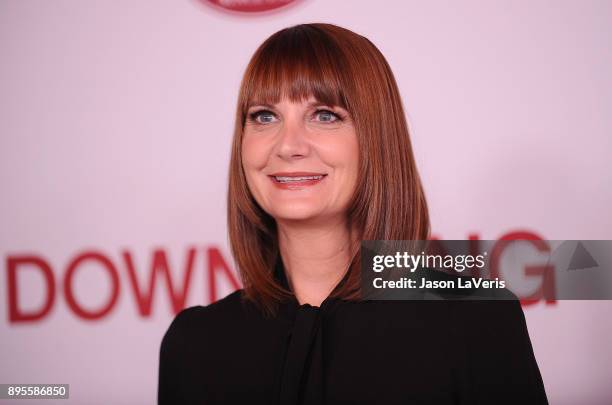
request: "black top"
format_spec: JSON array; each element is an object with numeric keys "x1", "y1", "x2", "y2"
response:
[{"x1": 158, "y1": 256, "x2": 548, "y2": 404}]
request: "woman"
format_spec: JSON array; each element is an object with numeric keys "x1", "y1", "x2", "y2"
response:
[{"x1": 158, "y1": 23, "x2": 548, "y2": 404}]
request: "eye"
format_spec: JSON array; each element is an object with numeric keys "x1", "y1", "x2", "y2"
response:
[
  {"x1": 248, "y1": 110, "x2": 278, "y2": 124},
  {"x1": 313, "y1": 109, "x2": 341, "y2": 123}
]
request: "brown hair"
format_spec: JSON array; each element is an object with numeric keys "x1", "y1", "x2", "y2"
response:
[{"x1": 227, "y1": 23, "x2": 430, "y2": 316}]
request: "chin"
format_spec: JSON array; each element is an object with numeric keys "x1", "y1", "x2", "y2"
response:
[{"x1": 270, "y1": 207, "x2": 324, "y2": 222}]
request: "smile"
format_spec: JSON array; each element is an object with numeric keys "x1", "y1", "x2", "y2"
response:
[
  {"x1": 268, "y1": 173, "x2": 327, "y2": 189},
  {"x1": 274, "y1": 175, "x2": 324, "y2": 183}
]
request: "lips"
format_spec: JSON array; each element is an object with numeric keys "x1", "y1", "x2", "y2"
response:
[
  {"x1": 267, "y1": 172, "x2": 327, "y2": 188},
  {"x1": 268, "y1": 172, "x2": 327, "y2": 183}
]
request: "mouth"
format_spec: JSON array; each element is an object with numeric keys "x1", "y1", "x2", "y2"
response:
[
  {"x1": 268, "y1": 172, "x2": 328, "y2": 183},
  {"x1": 267, "y1": 172, "x2": 328, "y2": 188},
  {"x1": 270, "y1": 175, "x2": 326, "y2": 183}
]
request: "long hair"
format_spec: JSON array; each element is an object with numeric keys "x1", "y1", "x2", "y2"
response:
[{"x1": 227, "y1": 23, "x2": 430, "y2": 316}]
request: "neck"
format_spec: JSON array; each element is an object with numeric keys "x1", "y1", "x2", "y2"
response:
[{"x1": 277, "y1": 216, "x2": 358, "y2": 307}]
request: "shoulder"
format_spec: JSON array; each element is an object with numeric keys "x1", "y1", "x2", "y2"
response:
[
  {"x1": 445, "y1": 291, "x2": 527, "y2": 340},
  {"x1": 436, "y1": 286, "x2": 548, "y2": 402},
  {"x1": 410, "y1": 269, "x2": 528, "y2": 337},
  {"x1": 160, "y1": 289, "x2": 246, "y2": 350}
]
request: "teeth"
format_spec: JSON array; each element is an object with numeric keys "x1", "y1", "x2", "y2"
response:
[{"x1": 274, "y1": 175, "x2": 323, "y2": 182}]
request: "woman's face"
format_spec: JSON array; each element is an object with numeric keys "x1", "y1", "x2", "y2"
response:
[{"x1": 242, "y1": 95, "x2": 359, "y2": 224}]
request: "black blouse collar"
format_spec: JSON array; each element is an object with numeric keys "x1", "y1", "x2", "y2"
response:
[{"x1": 272, "y1": 253, "x2": 345, "y2": 319}]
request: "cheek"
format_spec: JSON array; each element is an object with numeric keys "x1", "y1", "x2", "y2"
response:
[
  {"x1": 338, "y1": 134, "x2": 360, "y2": 195},
  {"x1": 316, "y1": 132, "x2": 360, "y2": 197},
  {"x1": 321, "y1": 132, "x2": 359, "y2": 174},
  {"x1": 241, "y1": 136, "x2": 268, "y2": 173},
  {"x1": 241, "y1": 138, "x2": 267, "y2": 200},
  {"x1": 346, "y1": 137, "x2": 360, "y2": 177}
]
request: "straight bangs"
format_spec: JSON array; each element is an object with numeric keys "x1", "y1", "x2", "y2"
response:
[{"x1": 238, "y1": 25, "x2": 351, "y2": 125}]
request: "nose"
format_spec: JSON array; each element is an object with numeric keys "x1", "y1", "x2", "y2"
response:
[{"x1": 275, "y1": 115, "x2": 311, "y2": 161}]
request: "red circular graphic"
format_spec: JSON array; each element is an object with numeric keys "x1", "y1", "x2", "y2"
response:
[{"x1": 203, "y1": 0, "x2": 298, "y2": 13}]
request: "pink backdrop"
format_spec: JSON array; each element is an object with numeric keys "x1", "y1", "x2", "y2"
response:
[{"x1": 1, "y1": 0, "x2": 611, "y2": 404}]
